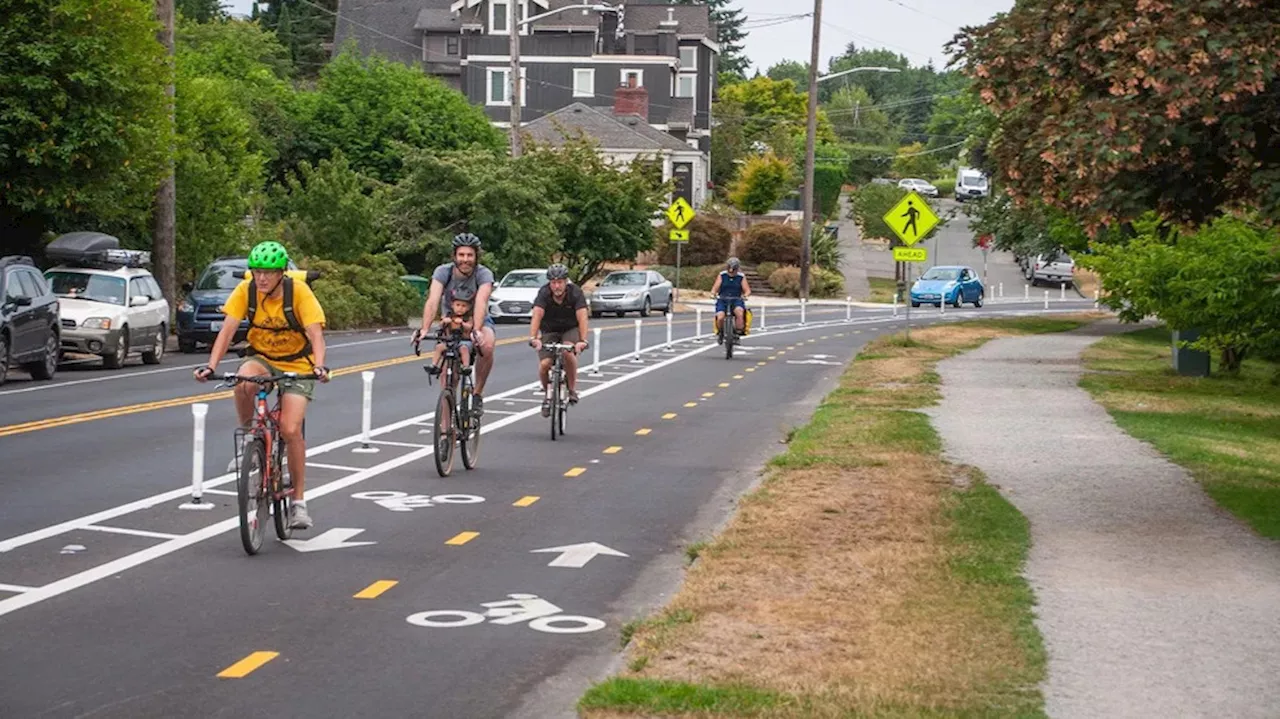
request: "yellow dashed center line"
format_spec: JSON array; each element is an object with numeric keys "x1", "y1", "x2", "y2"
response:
[
  {"x1": 684, "y1": 402, "x2": 698, "y2": 408},
  {"x1": 564, "y1": 467, "x2": 587, "y2": 477},
  {"x1": 353, "y1": 580, "x2": 398, "y2": 599},
  {"x1": 821, "y1": 335, "x2": 830, "y2": 339},
  {"x1": 733, "y1": 374, "x2": 744, "y2": 379},
  {"x1": 778, "y1": 350, "x2": 787, "y2": 355},
  {"x1": 603, "y1": 446, "x2": 622, "y2": 454},
  {"x1": 768, "y1": 356, "x2": 777, "y2": 360},
  {"x1": 446, "y1": 531, "x2": 480, "y2": 545},
  {"x1": 513, "y1": 495, "x2": 540, "y2": 507},
  {"x1": 718, "y1": 382, "x2": 730, "y2": 388},
  {"x1": 636, "y1": 428, "x2": 652, "y2": 435},
  {"x1": 662, "y1": 413, "x2": 678, "y2": 420},
  {"x1": 745, "y1": 368, "x2": 756, "y2": 372},
  {"x1": 217, "y1": 651, "x2": 279, "y2": 679},
  {"x1": 757, "y1": 361, "x2": 767, "y2": 366},
  {"x1": 700, "y1": 392, "x2": 715, "y2": 398}
]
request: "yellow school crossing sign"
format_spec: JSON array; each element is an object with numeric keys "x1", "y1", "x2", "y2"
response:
[
  {"x1": 883, "y1": 191, "x2": 939, "y2": 246},
  {"x1": 666, "y1": 197, "x2": 695, "y2": 230}
]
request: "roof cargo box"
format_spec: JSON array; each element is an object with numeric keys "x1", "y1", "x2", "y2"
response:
[{"x1": 46, "y1": 232, "x2": 150, "y2": 269}]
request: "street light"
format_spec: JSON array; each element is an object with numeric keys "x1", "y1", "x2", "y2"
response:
[
  {"x1": 799, "y1": 61, "x2": 901, "y2": 298},
  {"x1": 509, "y1": 1, "x2": 621, "y2": 158}
]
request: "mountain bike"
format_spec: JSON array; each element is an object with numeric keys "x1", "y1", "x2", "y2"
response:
[
  {"x1": 216, "y1": 371, "x2": 319, "y2": 556},
  {"x1": 415, "y1": 328, "x2": 481, "y2": 477},
  {"x1": 538, "y1": 342, "x2": 583, "y2": 441},
  {"x1": 716, "y1": 296, "x2": 745, "y2": 360}
]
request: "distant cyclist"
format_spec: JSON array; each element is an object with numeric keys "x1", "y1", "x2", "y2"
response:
[
  {"x1": 194, "y1": 241, "x2": 329, "y2": 530},
  {"x1": 528, "y1": 263, "x2": 589, "y2": 417},
  {"x1": 710, "y1": 256, "x2": 751, "y2": 344},
  {"x1": 414, "y1": 233, "x2": 495, "y2": 415}
]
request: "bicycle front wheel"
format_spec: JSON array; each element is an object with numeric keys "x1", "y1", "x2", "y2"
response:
[
  {"x1": 550, "y1": 368, "x2": 561, "y2": 441},
  {"x1": 433, "y1": 389, "x2": 456, "y2": 477},
  {"x1": 237, "y1": 436, "x2": 268, "y2": 555},
  {"x1": 460, "y1": 381, "x2": 481, "y2": 470},
  {"x1": 724, "y1": 318, "x2": 734, "y2": 359}
]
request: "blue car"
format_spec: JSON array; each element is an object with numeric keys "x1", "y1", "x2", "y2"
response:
[
  {"x1": 175, "y1": 256, "x2": 305, "y2": 353},
  {"x1": 910, "y1": 265, "x2": 985, "y2": 308}
]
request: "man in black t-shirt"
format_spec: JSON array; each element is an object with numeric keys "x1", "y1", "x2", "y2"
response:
[{"x1": 529, "y1": 263, "x2": 590, "y2": 417}]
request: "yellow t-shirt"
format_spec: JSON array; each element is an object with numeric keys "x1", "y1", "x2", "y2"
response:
[{"x1": 222, "y1": 279, "x2": 326, "y2": 374}]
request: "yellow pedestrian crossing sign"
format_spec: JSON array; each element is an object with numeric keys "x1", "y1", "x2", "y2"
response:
[
  {"x1": 893, "y1": 247, "x2": 927, "y2": 262},
  {"x1": 666, "y1": 197, "x2": 695, "y2": 230},
  {"x1": 883, "y1": 191, "x2": 939, "y2": 246}
]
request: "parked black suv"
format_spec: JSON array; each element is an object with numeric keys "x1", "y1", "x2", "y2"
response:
[{"x1": 1, "y1": 256, "x2": 61, "y2": 386}]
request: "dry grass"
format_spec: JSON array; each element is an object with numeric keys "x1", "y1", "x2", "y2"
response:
[{"x1": 580, "y1": 317, "x2": 1092, "y2": 718}]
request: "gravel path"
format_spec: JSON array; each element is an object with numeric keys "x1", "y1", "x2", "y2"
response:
[{"x1": 928, "y1": 321, "x2": 1280, "y2": 718}]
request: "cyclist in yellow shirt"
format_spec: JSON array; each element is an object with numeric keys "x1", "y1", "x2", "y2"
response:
[{"x1": 194, "y1": 241, "x2": 329, "y2": 529}]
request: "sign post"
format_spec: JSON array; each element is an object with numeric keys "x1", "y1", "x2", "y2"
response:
[
  {"x1": 666, "y1": 198, "x2": 695, "y2": 306},
  {"x1": 977, "y1": 233, "x2": 992, "y2": 289},
  {"x1": 883, "y1": 191, "x2": 939, "y2": 343}
]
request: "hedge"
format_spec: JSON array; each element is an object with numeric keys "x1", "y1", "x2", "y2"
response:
[
  {"x1": 303, "y1": 253, "x2": 421, "y2": 330},
  {"x1": 767, "y1": 265, "x2": 845, "y2": 298},
  {"x1": 740, "y1": 223, "x2": 802, "y2": 265},
  {"x1": 654, "y1": 215, "x2": 732, "y2": 266},
  {"x1": 650, "y1": 264, "x2": 721, "y2": 291}
]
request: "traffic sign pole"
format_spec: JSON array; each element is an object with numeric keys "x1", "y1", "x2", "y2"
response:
[{"x1": 675, "y1": 241, "x2": 682, "y2": 307}]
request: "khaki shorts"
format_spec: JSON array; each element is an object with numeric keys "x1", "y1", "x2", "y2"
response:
[
  {"x1": 239, "y1": 358, "x2": 316, "y2": 401},
  {"x1": 538, "y1": 327, "x2": 581, "y2": 360}
]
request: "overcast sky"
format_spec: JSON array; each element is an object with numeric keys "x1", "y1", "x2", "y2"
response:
[{"x1": 223, "y1": 0, "x2": 1014, "y2": 72}]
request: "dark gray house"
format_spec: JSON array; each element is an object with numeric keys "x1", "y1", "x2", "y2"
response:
[{"x1": 332, "y1": 0, "x2": 719, "y2": 156}]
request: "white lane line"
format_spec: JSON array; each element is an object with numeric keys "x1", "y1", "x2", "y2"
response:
[
  {"x1": 367, "y1": 440, "x2": 429, "y2": 449},
  {"x1": 0, "y1": 583, "x2": 36, "y2": 593},
  {"x1": 81, "y1": 525, "x2": 183, "y2": 540},
  {"x1": 202, "y1": 489, "x2": 237, "y2": 496},
  {"x1": 0, "y1": 334, "x2": 411, "y2": 397},
  {"x1": 306, "y1": 462, "x2": 363, "y2": 472}
]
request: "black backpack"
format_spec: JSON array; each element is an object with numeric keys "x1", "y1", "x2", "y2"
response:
[{"x1": 244, "y1": 275, "x2": 313, "y2": 365}]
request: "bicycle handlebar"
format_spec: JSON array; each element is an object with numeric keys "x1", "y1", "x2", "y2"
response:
[
  {"x1": 212, "y1": 371, "x2": 322, "y2": 388},
  {"x1": 412, "y1": 327, "x2": 470, "y2": 356},
  {"x1": 530, "y1": 340, "x2": 588, "y2": 353}
]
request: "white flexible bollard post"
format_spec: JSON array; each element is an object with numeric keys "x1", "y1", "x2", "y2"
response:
[
  {"x1": 353, "y1": 370, "x2": 379, "y2": 453},
  {"x1": 800, "y1": 298, "x2": 807, "y2": 326},
  {"x1": 695, "y1": 307, "x2": 704, "y2": 342},
  {"x1": 1024, "y1": 284, "x2": 1029, "y2": 300},
  {"x1": 999, "y1": 282, "x2": 1004, "y2": 299},
  {"x1": 1093, "y1": 288, "x2": 1100, "y2": 310},
  {"x1": 664, "y1": 311, "x2": 674, "y2": 352},
  {"x1": 845, "y1": 295, "x2": 852, "y2": 321},
  {"x1": 893, "y1": 291, "x2": 899, "y2": 318},
  {"x1": 1060, "y1": 283, "x2": 1066, "y2": 302},
  {"x1": 589, "y1": 327, "x2": 603, "y2": 376},
  {"x1": 631, "y1": 318, "x2": 643, "y2": 363},
  {"x1": 1043, "y1": 290, "x2": 1049, "y2": 311},
  {"x1": 940, "y1": 295, "x2": 945, "y2": 315},
  {"x1": 759, "y1": 303, "x2": 767, "y2": 330},
  {"x1": 180, "y1": 403, "x2": 214, "y2": 510}
]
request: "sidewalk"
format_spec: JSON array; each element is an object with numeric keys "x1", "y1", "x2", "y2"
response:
[
  {"x1": 834, "y1": 193, "x2": 873, "y2": 299},
  {"x1": 927, "y1": 320, "x2": 1280, "y2": 718}
]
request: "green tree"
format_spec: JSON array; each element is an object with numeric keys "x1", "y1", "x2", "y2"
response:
[
  {"x1": 522, "y1": 138, "x2": 666, "y2": 283},
  {"x1": 255, "y1": 0, "x2": 336, "y2": 79},
  {"x1": 269, "y1": 150, "x2": 385, "y2": 263},
  {"x1": 1, "y1": 0, "x2": 170, "y2": 253},
  {"x1": 675, "y1": 0, "x2": 749, "y2": 78},
  {"x1": 954, "y1": 0, "x2": 1280, "y2": 230},
  {"x1": 766, "y1": 60, "x2": 808, "y2": 88},
  {"x1": 176, "y1": 0, "x2": 225, "y2": 22},
  {"x1": 298, "y1": 48, "x2": 504, "y2": 184},
  {"x1": 826, "y1": 85, "x2": 895, "y2": 145},
  {"x1": 384, "y1": 149, "x2": 561, "y2": 277},
  {"x1": 1083, "y1": 213, "x2": 1280, "y2": 373},
  {"x1": 729, "y1": 151, "x2": 794, "y2": 215},
  {"x1": 844, "y1": 145, "x2": 895, "y2": 184},
  {"x1": 892, "y1": 142, "x2": 940, "y2": 179}
]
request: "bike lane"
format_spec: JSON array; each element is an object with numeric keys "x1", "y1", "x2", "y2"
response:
[{"x1": 0, "y1": 321, "x2": 877, "y2": 718}]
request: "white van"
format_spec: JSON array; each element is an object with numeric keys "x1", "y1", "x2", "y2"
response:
[{"x1": 955, "y1": 168, "x2": 989, "y2": 202}]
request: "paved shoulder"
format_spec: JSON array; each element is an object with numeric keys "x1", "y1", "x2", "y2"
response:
[{"x1": 927, "y1": 320, "x2": 1280, "y2": 719}]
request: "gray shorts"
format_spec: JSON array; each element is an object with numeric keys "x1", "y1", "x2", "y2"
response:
[{"x1": 538, "y1": 327, "x2": 581, "y2": 360}]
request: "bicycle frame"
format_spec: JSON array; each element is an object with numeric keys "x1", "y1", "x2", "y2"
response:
[
  {"x1": 539, "y1": 342, "x2": 578, "y2": 441},
  {"x1": 417, "y1": 328, "x2": 480, "y2": 475}
]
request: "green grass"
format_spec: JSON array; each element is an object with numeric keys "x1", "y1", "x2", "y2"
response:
[
  {"x1": 867, "y1": 276, "x2": 899, "y2": 303},
  {"x1": 1081, "y1": 327, "x2": 1280, "y2": 538},
  {"x1": 580, "y1": 678, "x2": 795, "y2": 715}
]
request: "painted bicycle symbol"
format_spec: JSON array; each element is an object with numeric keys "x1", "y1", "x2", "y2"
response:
[{"x1": 405, "y1": 593, "x2": 605, "y2": 634}]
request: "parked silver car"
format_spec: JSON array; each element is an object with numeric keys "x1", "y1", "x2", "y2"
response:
[
  {"x1": 589, "y1": 270, "x2": 673, "y2": 317},
  {"x1": 1028, "y1": 249, "x2": 1075, "y2": 287}
]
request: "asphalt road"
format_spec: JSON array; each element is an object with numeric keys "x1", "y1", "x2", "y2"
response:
[{"x1": 0, "y1": 297, "x2": 1096, "y2": 718}]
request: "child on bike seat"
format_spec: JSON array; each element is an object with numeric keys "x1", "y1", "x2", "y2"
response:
[{"x1": 427, "y1": 287, "x2": 475, "y2": 376}]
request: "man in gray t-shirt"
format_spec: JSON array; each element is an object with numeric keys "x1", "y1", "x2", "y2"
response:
[{"x1": 414, "y1": 233, "x2": 496, "y2": 414}]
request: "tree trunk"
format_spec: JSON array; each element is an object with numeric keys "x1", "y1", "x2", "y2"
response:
[
  {"x1": 153, "y1": 0, "x2": 177, "y2": 316},
  {"x1": 1220, "y1": 346, "x2": 1245, "y2": 375}
]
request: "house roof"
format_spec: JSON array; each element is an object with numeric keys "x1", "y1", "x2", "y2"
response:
[
  {"x1": 334, "y1": 0, "x2": 430, "y2": 65},
  {"x1": 524, "y1": 103, "x2": 696, "y2": 152},
  {"x1": 619, "y1": 1, "x2": 712, "y2": 37},
  {"x1": 415, "y1": 7, "x2": 463, "y2": 31}
]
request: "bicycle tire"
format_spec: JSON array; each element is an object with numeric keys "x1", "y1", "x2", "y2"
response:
[
  {"x1": 558, "y1": 382, "x2": 568, "y2": 436},
  {"x1": 237, "y1": 436, "x2": 268, "y2": 555},
  {"x1": 272, "y1": 439, "x2": 293, "y2": 541},
  {"x1": 550, "y1": 364, "x2": 561, "y2": 441},
  {"x1": 434, "y1": 389, "x2": 455, "y2": 477},
  {"x1": 724, "y1": 315, "x2": 734, "y2": 360},
  {"x1": 460, "y1": 376, "x2": 481, "y2": 470}
]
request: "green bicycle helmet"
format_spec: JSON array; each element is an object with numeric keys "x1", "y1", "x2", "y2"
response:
[{"x1": 247, "y1": 241, "x2": 290, "y2": 270}]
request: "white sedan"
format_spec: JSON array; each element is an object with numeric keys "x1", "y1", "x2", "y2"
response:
[
  {"x1": 487, "y1": 269, "x2": 548, "y2": 323},
  {"x1": 898, "y1": 178, "x2": 939, "y2": 197}
]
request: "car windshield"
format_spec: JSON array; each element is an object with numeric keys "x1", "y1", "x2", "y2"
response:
[
  {"x1": 46, "y1": 271, "x2": 127, "y2": 305},
  {"x1": 921, "y1": 268, "x2": 961, "y2": 281},
  {"x1": 961, "y1": 173, "x2": 988, "y2": 188},
  {"x1": 601, "y1": 272, "x2": 646, "y2": 287},
  {"x1": 501, "y1": 272, "x2": 547, "y2": 288},
  {"x1": 196, "y1": 264, "x2": 245, "y2": 290}
]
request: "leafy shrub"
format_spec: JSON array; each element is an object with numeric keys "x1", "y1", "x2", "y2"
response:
[
  {"x1": 656, "y1": 215, "x2": 732, "y2": 266},
  {"x1": 767, "y1": 265, "x2": 845, "y2": 298},
  {"x1": 810, "y1": 224, "x2": 845, "y2": 270},
  {"x1": 729, "y1": 151, "x2": 794, "y2": 214},
  {"x1": 756, "y1": 261, "x2": 780, "y2": 279},
  {"x1": 649, "y1": 264, "x2": 722, "y2": 291},
  {"x1": 932, "y1": 178, "x2": 955, "y2": 197},
  {"x1": 741, "y1": 223, "x2": 802, "y2": 264},
  {"x1": 852, "y1": 183, "x2": 922, "y2": 242},
  {"x1": 302, "y1": 252, "x2": 421, "y2": 330}
]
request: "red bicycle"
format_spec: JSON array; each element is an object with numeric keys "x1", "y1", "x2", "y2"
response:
[{"x1": 215, "y1": 371, "x2": 318, "y2": 555}]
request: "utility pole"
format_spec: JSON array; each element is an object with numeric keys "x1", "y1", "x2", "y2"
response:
[
  {"x1": 798, "y1": 0, "x2": 823, "y2": 299},
  {"x1": 154, "y1": 0, "x2": 177, "y2": 311},
  {"x1": 509, "y1": 0, "x2": 522, "y2": 158}
]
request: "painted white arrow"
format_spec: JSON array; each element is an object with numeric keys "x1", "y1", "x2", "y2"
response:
[
  {"x1": 531, "y1": 542, "x2": 629, "y2": 568},
  {"x1": 284, "y1": 528, "x2": 376, "y2": 553},
  {"x1": 786, "y1": 359, "x2": 841, "y2": 366}
]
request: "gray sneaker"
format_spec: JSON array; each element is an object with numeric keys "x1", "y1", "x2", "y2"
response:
[{"x1": 288, "y1": 503, "x2": 313, "y2": 530}]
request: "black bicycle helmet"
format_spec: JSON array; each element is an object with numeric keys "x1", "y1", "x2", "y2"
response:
[
  {"x1": 452, "y1": 232, "x2": 482, "y2": 250},
  {"x1": 546, "y1": 263, "x2": 569, "y2": 280},
  {"x1": 450, "y1": 286, "x2": 476, "y2": 303}
]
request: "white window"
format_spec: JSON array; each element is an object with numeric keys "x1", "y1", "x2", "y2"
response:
[
  {"x1": 491, "y1": 1, "x2": 509, "y2": 34},
  {"x1": 679, "y1": 46, "x2": 697, "y2": 70},
  {"x1": 573, "y1": 68, "x2": 595, "y2": 98},
  {"x1": 621, "y1": 68, "x2": 643, "y2": 88},
  {"x1": 676, "y1": 73, "x2": 696, "y2": 99},
  {"x1": 487, "y1": 67, "x2": 509, "y2": 105}
]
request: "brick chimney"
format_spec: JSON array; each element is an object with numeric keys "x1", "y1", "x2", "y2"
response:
[{"x1": 614, "y1": 78, "x2": 649, "y2": 121}]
